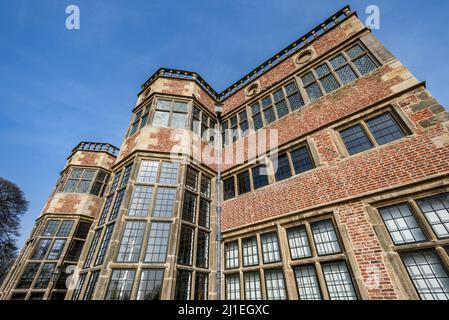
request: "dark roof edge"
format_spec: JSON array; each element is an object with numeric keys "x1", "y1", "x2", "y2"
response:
[{"x1": 139, "y1": 5, "x2": 354, "y2": 102}]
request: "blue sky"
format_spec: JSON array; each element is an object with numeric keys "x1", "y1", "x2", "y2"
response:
[{"x1": 0, "y1": 0, "x2": 448, "y2": 248}]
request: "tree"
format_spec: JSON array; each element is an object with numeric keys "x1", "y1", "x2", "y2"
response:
[{"x1": 0, "y1": 177, "x2": 28, "y2": 286}]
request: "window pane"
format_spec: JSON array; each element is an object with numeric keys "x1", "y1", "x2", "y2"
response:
[
  {"x1": 275, "y1": 99, "x2": 289, "y2": 118},
  {"x1": 340, "y1": 124, "x2": 373, "y2": 155},
  {"x1": 34, "y1": 263, "x2": 56, "y2": 289},
  {"x1": 346, "y1": 44, "x2": 364, "y2": 59},
  {"x1": 261, "y1": 232, "x2": 281, "y2": 263},
  {"x1": 98, "y1": 196, "x2": 113, "y2": 226},
  {"x1": 263, "y1": 107, "x2": 275, "y2": 124},
  {"x1": 84, "y1": 270, "x2": 100, "y2": 300},
  {"x1": 63, "y1": 179, "x2": 78, "y2": 192},
  {"x1": 322, "y1": 261, "x2": 357, "y2": 300},
  {"x1": 74, "y1": 221, "x2": 91, "y2": 239},
  {"x1": 274, "y1": 154, "x2": 292, "y2": 181},
  {"x1": 72, "y1": 273, "x2": 87, "y2": 300},
  {"x1": 366, "y1": 112, "x2": 404, "y2": 145},
  {"x1": 121, "y1": 165, "x2": 133, "y2": 187},
  {"x1": 66, "y1": 239, "x2": 85, "y2": 261},
  {"x1": 242, "y1": 236, "x2": 259, "y2": 267},
  {"x1": 330, "y1": 54, "x2": 347, "y2": 69},
  {"x1": 301, "y1": 72, "x2": 315, "y2": 86},
  {"x1": 336, "y1": 65, "x2": 358, "y2": 84},
  {"x1": 416, "y1": 194, "x2": 449, "y2": 239},
  {"x1": 95, "y1": 223, "x2": 115, "y2": 266},
  {"x1": 157, "y1": 99, "x2": 172, "y2": 110},
  {"x1": 16, "y1": 262, "x2": 40, "y2": 289},
  {"x1": 401, "y1": 250, "x2": 449, "y2": 300},
  {"x1": 284, "y1": 81, "x2": 298, "y2": 95},
  {"x1": 31, "y1": 239, "x2": 52, "y2": 260},
  {"x1": 173, "y1": 101, "x2": 188, "y2": 112},
  {"x1": 186, "y1": 167, "x2": 198, "y2": 191},
  {"x1": 175, "y1": 270, "x2": 192, "y2": 300},
  {"x1": 225, "y1": 241, "x2": 239, "y2": 269},
  {"x1": 288, "y1": 92, "x2": 305, "y2": 111},
  {"x1": 223, "y1": 177, "x2": 235, "y2": 200},
  {"x1": 109, "y1": 189, "x2": 125, "y2": 221},
  {"x1": 287, "y1": 226, "x2": 312, "y2": 259},
  {"x1": 178, "y1": 226, "x2": 194, "y2": 265},
  {"x1": 244, "y1": 272, "x2": 262, "y2": 300},
  {"x1": 145, "y1": 222, "x2": 171, "y2": 263},
  {"x1": 182, "y1": 191, "x2": 197, "y2": 223},
  {"x1": 199, "y1": 199, "x2": 210, "y2": 228},
  {"x1": 311, "y1": 220, "x2": 341, "y2": 255},
  {"x1": 137, "y1": 160, "x2": 159, "y2": 184},
  {"x1": 290, "y1": 146, "x2": 314, "y2": 175},
  {"x1": 196, "y1": 231, "x2": 209, "y2": 268},
  {"x1": 353, "y1": 54, "x2": 377, "y2": 75},
  {"x1": 315, "y1": 63, "x2": 331, "y2": 77},
  {"x1": 110, "y1": 173, "x2": 121, "y2": 194},
  {"x1": 195, "y1": 273, "x2": 209, "y2": 300},
  {"x1": 42, "y1": 220, "x2": 60, "y2": 236},
  {"x1": 200, "y1": 175, "x2": 211, "y2": 198},
  {"x1": 320, "y1": 74, "x2": 340, "y2": 93},
  {"x1": 253, "y1": 113, "x2": 263, "y2": 130},
  {"x1": 294, "y1": 265, "x2": 322, "y2": 300},
  {"x1": 117, "y1": 221, "x2": 146, "y2": 262},
  {"x1": 137, "y1": 269, "x2": 164, "y2": 300},
  {"x1": 379, "y1": 204, "x2": 427, "y2": 245},
  {"x1": 129, "y1": 186, "x2": 153, "y2": 216},
  {"x1": 172, "y1": 113, "x2": 188, "y2": 129},
  {"x1": 153, "y1": 111, "x2": 169, "y2": 127},
  {"x1": 153, "y1": 187, "x2": 176, "y2": 218},
  {"x1": 83, "y1": 230, "x2": 101, "y2": 268},
  {"x1": 47, "y1": 239, "x2": 66, "y2": 260},
  {"x1": 305, "y1": 83, "x2": 322, "y2": 102},
  {"x1": 159, "y1": 162, "x2": 179, "y2": 185},
  {"x1": 57, "y1": 220, "x2": 74, "y2": 237},
  {"x1": 226, "y1": 274, "x2": 240, "y2": 300},
  {"x1": 265, "y1": 269, "x2": 287, "y2": 300},
  {"x1": 237, "y1": 171, "x2": 251, "y2": 195},
  {"x1": 252, "y1": 165, "x2": 269, "y2": 190},
  {"x1": 106, "y1": 269, "x2": 136, "y2": 300}
]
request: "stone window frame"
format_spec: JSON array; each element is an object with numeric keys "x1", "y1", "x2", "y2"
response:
[
  {"x1": 174, "y1": 164, "x2": 213, "y2": 300},
  {"x1": 332, "y1": 105, "x2": 413, "y2": 158},
  {"x1": 11, "y1": 216, "x2": 91, "y2": 300},
  {"x1": 126, "y1": 95, "x2": 216, "y2": 144},
  {"x1": 59, "y1": 167, "x2": 110, "y2": 196},
  {"x1": 222, "y1": 139, "x2": 317, "y2": 201},
  {"x1": 222, "y1": 213, "x2": 360, "y2": 300},
  {"x1": 283, "y1": 216, "x2": 358, "y2": 300},
  {"x1": 127, "y1": 99, "x2": 153, "y2": 137},
  {"x1": 87, "y1": 157, "x2": 182, "y2": 299},
  {"x1": 222, "y1": 227, "x2": 287, "y2": 300},
  {"x1": 369, "y1": 188, "x2": 449, "y2": 300}
]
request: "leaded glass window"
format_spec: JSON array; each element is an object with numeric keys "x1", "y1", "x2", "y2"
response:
[
  {"x1": 225, "y1": 241, "x2": 239, "y2": 269},
  {"x1": 117, "y1": 221, "x2": 146, "y2": 262},
  {"x1": 294, "y1": 265, "x2": 322, "y2": 300},
  {"x1": 145, "y1": 222, "x2": 171, "y2": 263},
  {"x1": 264, "y1": 269, "x2": 287, "y2": 300},
  {"x1": 311, "y1": 220, "x2": 342, "y2": 255},
  {"x1": 379, "y1": 204, "x2": 427, "y2": 245},
  {"x1": 322, "y1": 261, "x2": 357, "y2": 300},
  {"x1": 261, "y1": 232, "x2": 281, "y2": 263},
  {"x1": 287, "y1": 226, "x2": 312, "y2": 259},
  {"x1": 105, "y1": 269, "x2": 136, "y2": 300}
]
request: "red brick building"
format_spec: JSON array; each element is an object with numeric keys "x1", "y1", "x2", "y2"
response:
[{"x1": 2, "y1": 6, "x2": 449, "y2": 300}]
